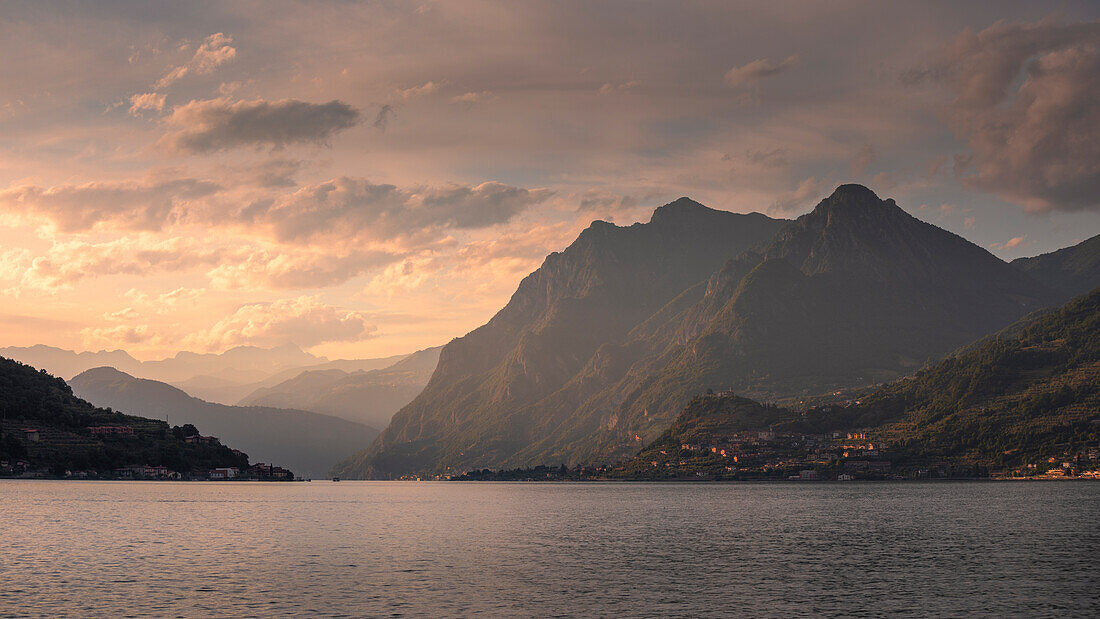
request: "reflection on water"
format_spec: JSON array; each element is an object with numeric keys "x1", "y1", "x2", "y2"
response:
[{"x1": 1, "y1": 480, "x2": 1097, "y2": 617}]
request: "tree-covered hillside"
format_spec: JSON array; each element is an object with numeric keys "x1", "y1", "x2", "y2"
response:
[
  {"x1": 612, "y1": 287, "x2": 1100, "y2": 478},
  {"x1": 0, "y1": 356, "x2": 252, "y2": 477}
]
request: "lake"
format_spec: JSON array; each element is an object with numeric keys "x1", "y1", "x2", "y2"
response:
[{"x1": 1, "y1": 480, "x2": 1096, "y2": 617}]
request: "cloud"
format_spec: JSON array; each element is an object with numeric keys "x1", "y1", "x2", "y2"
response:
[
  {"x1": 0, "y1": 175, "x2": 221, "y2": 232},
  {"x1": 598, "y1": 80, "x2": 641, "y2": 95},
  {"x1": 911, "y1": 18, "x2": 1100, "y2": 212},
  {"x1": 125, "y1": 287, "x2": 204, "y2": 313},
  {"x1": 155, "y1": 33, "x2": 237, "y2": 89},
  {"x1": 205, "y1": 248, "x2": 400, "y2": 290},
  {"x1": 246, "y1": 177, "x2": 553, "y2": 245},
  {"x1": 103, "y1": 307, "x2": 140, "y2": 321},
  {"x1": 0, "y1": 169, "x2": 552, "y2": 255},
  {"x1": 742, "y1": 148, "x2": 788, "y2": 168},
  {"x1": 128, "y1": 92, "x2": 166, "y2": 116},
  {"x1": 185, "y1": 296, "x2": 378, "y2": 350},
  {"x1": 989, "y1": 235, "x2": 1028, "y2": 251},
  {"x1": 81, "y1": 324, "x2": 161, "y2": 348},
  {"x1": 0, "y1": 236, "x2": 226, "y2": 292},
  {"x1": 373, "y1": 104, "x2": 394, "y2": 129},
  {"x1": 768, "y1": 177, "x2": 823, "y2": 216},
  {"x1": 362, "y1": 222, "x2": 572, "y2": 301},
  {"x1": 394, "y1": 81, "x2": 442, "y2": 100},
  {"x1": 450, "y1": 91, "x2": 493, "y2": 104},
  {"x1": 574, "y1": 189, "x2": 641, "y2": 222},
  {"x1": 158, "y1": 97, "x2": 360, "y2": 154},
  {"x1": 236, "y1": 158, "x2": 303, "y2": 188},
  {"x1": 724, "y1": 54, "x2": 800, "y2": 87},
  {"x1": 850, "y1": 144, "x2": 876, "y2": 176},
  {"x1": 963, "y1": 216, "x2": 976, "y2": 230}
]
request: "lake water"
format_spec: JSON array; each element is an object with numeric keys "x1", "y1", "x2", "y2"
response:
[{"x1": 1, "y1": 480, "x2": 1096, "y2": 617}]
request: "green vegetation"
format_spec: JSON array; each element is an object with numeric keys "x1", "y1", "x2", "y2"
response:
[
  {"x1": 0, "y1": 356, "x2": 254, "y2": 478},
  {"x1": 609, "y1": 288, "x2": 1100, "y2": 479},
  {"x1": 849, "y1": 286, "x2": 1100, "y2": 470}
]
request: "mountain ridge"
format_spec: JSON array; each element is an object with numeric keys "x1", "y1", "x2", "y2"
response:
[
  {"x1": 238, "y1": 346, "x2": 442, "y2": 428},
  {"x1": 337, "y1": 185, "x2": 1075, "y2": 478},
  {"x1": 69, "y1": 367, "x2": 377, "y2": 477},
  {"x1": 334, "y1": 198, "x2": 789, "y2": 477}
]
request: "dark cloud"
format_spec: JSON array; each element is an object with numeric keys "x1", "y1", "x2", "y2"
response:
[
  {"x1": 253, "y1": 178, "x2": 554, "y2": 244},
  {"x1": 159, "y1": 98, "x2": 360, "y2": 154},
  {"x1": 912, "y1": 17, "x2": 1100, "y2": 212},
  {"x1": 373, "y1": 104, "x2": 394, "y2": 129}
]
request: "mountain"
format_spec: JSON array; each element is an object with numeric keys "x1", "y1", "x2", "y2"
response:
[
  {"x1": 0, "y1": 343, "x2": 322, "y2": 383},
  {"x1": 333, "y1": 197, "x2": 789, "y2": 478},
  {"x1": 133, "y1": 343, "x2": 323, "y2": 384},
  {"x1": 569, "y1": 184, "x2": 1056, "y2": 453},
  {"x1": 174, "y1": 353, "x2": 410, "y2": 404},
  {"x1": 337, "y1": 185, "x2": 1062, "y2": 479},
  {"x1": 239, "y1": 346, "x2": 441, "y2": 428},
  {"x1": 612, "y1": 286, "x2": 1100, "y2": 478},
  {"x1": 0, "y1": 345, "x2": 142, "y2": 380},
  {"x1": 1012, "y1": 234, "x2": 1100, "y2": 302},
  {"x1": 69, "y1": 367, "x2": 378, "y2": 477},
  {"x1": 0, "y1": 356, "x2": 249, "y2": 477}
]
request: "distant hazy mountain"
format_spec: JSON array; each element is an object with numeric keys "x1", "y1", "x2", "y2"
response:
[
  {"x1": 135, "y1": 343, "x2": 322, "y2": 384},
  {"x1": 0, "y1": 345, "x2": 142, "y2": 380},
  {"x1": 69, "y1": 367, "x2": 377, "y2": 477},
  {"x1": 174, "y1": 353, "x2": 410, "y2": 404},
  {"x1": 1012, "y1": 233, "x2": 1100, "y2": 303},
  {"x1": 239, "y1": 346, "x2": 441, "y2": 428},
  {"x1": 333, "y1": 197, "x2": 789, "y2": 477},
  {"x1": 335, "y1": 185, "x2": 1060, "y2": 479},
  {"x1": 0, "y1": 343, "x2": 321, "y2": 383}
]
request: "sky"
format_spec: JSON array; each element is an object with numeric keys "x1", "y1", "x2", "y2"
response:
[{"x1": 0, "y1": 1, "x2": 1098, "y2": 360}]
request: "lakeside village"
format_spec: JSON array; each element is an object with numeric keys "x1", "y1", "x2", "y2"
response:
[
  {"x1": 0, "y1": 425, "x2": 297, "y2": 481},
  {"x1": 450, "y1": 429, "x2": 1100, "y2": 482}
]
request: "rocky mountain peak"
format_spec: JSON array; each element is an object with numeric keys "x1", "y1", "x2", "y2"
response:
[{"x1": 649, "y1": 197, "x2": 720, "y2": 226}]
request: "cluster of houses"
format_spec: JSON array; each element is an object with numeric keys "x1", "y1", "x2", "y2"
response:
[
  {"x1": 107, "y1": 462, "x2": 294, "y2": 481},
  {"x1": 1003, "y1": 450, "x2": 1100, "y2": 479},
  {"x1": 2, "y1": 424, "x2": 302, "y2": 480},
  {"x1": 183, "y1": 434, "x2": 221, "y2": 445},
  {"x1": 87, "y1": 425, "x2": 135, "y2": 436},
  {"x1": 649, "y1": 429, "x2": 897, "y2": 479}
]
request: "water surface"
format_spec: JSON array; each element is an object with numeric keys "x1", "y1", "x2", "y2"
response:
[{"x1": 1, "y1": 480, "x2": 1096, "y2": 617}]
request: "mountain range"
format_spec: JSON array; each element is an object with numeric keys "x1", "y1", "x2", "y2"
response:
[
  {"x1": 173, "y1": 353, "x2": 410, "y2": 405},
  {"x1": 333, "y1": 199, "x2": 787, "y2": 477},
  {"x1": 335, "y1": 184, "x2": 1094, "y2": 479},
  {"x1": 238, "y1": 346, "x2": 442, "y2": 428},
  {"x1": 0, "y1": 343, "x2": 321, "y2": 383},
  {"x1": 68, "y1": 367, "x2": 378, "y2": 477}
]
